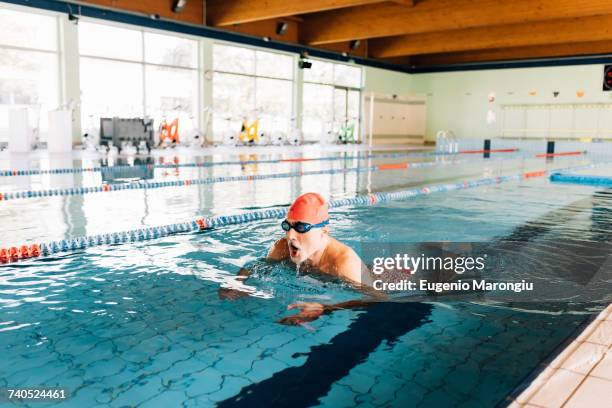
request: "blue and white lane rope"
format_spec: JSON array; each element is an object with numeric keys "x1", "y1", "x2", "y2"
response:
[
  {"x1": 550, "y1": 173, "x2": 612, "y2": 187},
  {"x1": 0, "y1": 158, "x2": 473, "y2": 201},
  {"x1": 0, "y1": 149, "x2": 518, "y2": 178},
  {"x1": 0, "y1": 153, "x2": 594, "y2": 202},
  {"x1": 0, "y1": 161, "x2": 606, "y2": 263}
]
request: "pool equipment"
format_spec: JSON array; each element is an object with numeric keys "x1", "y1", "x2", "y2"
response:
[
  {"x1": 47, "y1": 110, "x2": 74, "y2": 153},
  {"x1": 436, "y1": 130, "x2": 458, "y2": 153},
  {"x1": 100, "y1": 117, "x2": 155, "y2": 152},
  {"x1": 107, "y1": 142, "x2": 119, "y2": 156},
  {"x1": 550, "y1": 173, "x2": 612, "y2": 187},
  {"x1": 7, "y1": 108, "x2": 33, "y2": 153},
  {"x1": 325, "y1": 120, "x2": 340, "y2": 144},
  {"x1": 158, "y1": 118, "x2": 179, "y2": 147},
  {"x1": 338, "y1": 122, "x2": 357, "y2": 144},
  {"x1": 239, "y1": 118, "x2": 261, "y2": 145},
  {"x1": 82, "y1": 115, "x2": 98, "y2": 152},
  {"x1": 183, "y1": 114, "x2": 203, "y2": 148},
  {"x1": 287, "y1": 116, "x2": 304, "y2": 145},
  {"x1": 137, "y1": 140, "x2": 149, "y2": 155},
  {"x1": 121, "y1": 141, "x2": 137, "y2": 155}
]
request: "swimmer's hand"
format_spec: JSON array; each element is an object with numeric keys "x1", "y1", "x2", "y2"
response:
[
  {"x1": 218, "y1": 268, "x2": 252, "y2": 300},
  {"x1": 218, "y1": 287, "x2": 249, "y2": 300},
  {"x1": 278, "y1": 299, "x2": 377, "y2": 325},
  {"x1": 277, "y1": 302, "x2": 328, "y2": 326}
]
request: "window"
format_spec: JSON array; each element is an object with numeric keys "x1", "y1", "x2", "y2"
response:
[
  {"x1": 303, "y1": 60, "x2": 362, "y2": 142},
  {"x1": 212, "y1": 44, "x2": 294, "y2": 138},
  {"x1": 79, "y1": 21, "x2": 199, "y2": 133},
  {"x1": 0, "y1": 6, "x2": 59, "y2": 142}
]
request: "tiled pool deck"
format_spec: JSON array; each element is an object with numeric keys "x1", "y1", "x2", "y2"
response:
[{"x1": 508, "y1": 303, "x2": 612, "y2": 407}]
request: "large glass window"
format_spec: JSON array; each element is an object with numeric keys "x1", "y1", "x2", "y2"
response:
[
  {"x1": 303, "y1": 60, "x2": 362, "y2": 142},
  {"x1": 79, "y1": 21, "x2": 199, "y2": 133},
  {"x1": 212, "y1": 44, "x2": 294, "y2": 138},
  {"x1": 0, "y1": 6, "x2": 59, "y2": 142}
]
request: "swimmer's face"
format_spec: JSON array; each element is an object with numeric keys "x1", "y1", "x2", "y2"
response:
[{"x1": 285, "y1": 218, "x2": 328, "y2": 263}]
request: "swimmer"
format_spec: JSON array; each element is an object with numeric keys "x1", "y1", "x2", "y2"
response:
[{"x1": 219, "y1": 192, "x2": 377, "y2": 325}]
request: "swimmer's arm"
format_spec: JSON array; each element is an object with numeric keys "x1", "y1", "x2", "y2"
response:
[
  {"x1": 278, "y1": 298, "x2": 379, "y2": 325},
  {"x1": 219, "y1": 239, "x2": 286, "y2": 300},
  {"x1": 266, "y1": 237, "x2": 289, "y2": 262},
  {"x1": 336, "y1": 251, "x2": 366, "y2": 285}
]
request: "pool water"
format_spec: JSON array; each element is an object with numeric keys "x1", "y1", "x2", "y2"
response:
[{"x1": 1, "y1": 151, "x2": 611, "y2": 407}]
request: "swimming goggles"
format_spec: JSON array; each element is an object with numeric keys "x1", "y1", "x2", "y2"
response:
[{"x1": 281, "y1": 219, "x2": 329, "y2": 233}]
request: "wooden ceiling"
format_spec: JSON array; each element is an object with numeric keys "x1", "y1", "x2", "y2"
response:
[
  {"x1": 206, "y1": 0, "x2": 612, "y2": 69},
  {"x1": 81, "y1": 0, "x2": 612, "y2": 69}
]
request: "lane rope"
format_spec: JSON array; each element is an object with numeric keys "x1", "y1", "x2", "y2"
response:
[
  {"x1": 0, "y1": 154, "x2": 592, "y2": 202},
  {"x1": 550, "y1": 173, "x2": 612, "y2": 186},
  {"x1": 0, "y1": 158, "x2": 470, "y2": 201},
  {"x1": 0, "y1": 149, "x2": 523, "y2": 178},
  {"x1": 0, "y1": 161, "x2": 607, "y2": 264}
]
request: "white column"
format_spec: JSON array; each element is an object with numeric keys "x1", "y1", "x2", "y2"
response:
[
  {"x1": 295, "y1": 56, "x2": 304, "y2": 132},
  {"x1": 200, "y1": 38, "x2": 214, "y2": 142},
  {"x1": 59, "y1": 15, "x2": 81, "y2": 145}
]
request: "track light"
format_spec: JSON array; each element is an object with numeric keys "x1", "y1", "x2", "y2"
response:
[
  {"x1": 349, "y1": 39, "x2": 361, "y2": 50},
  {"x1": 298, "y1": 59, "x2": 312, "y2": 69},
  {"x1": 172, "y1": 0, "x2": 188, "y2": 13},
  {"x1": 276, "y1": 22, "x2": 289, "y2": 36}
]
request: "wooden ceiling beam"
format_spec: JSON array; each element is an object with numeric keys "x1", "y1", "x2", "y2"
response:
[
  {"x1": 207, "y1": 0, "x2": 387, "y2": 26},
  {"x1": 301, "y1": 0, "x2": 612, "y2": 45},
  {"x1": 369, "y1": 14, "x2": 612, "y2": 58},
  {"x1": 410, "y1": 41, "x2": 612, "y2": 66},
  {"x1": 391, "y1": 0, "x2": 415, "y2": 6}
]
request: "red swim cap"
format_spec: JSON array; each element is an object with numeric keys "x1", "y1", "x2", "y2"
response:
[{"x1": 287, "y1": 193, "x2": 329, "y2": 224}]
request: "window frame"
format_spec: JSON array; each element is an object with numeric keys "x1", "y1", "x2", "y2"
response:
[
  {"x1": 302, "y1": 58, "x2": 363, "y2": 141},
  {"x1": 77, "y1": 17, "x2": 202, "y2": 127},
  {"x1": 211, "y1": 41, "x2": 297, "y2": 126}
]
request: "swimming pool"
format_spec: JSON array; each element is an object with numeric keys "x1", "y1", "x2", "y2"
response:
[{"x1": 1, "y1": 150, "x2": 611, "y2": 407}]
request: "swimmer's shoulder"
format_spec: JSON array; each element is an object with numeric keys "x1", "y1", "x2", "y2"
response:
[
  {"x1": 327, "y1": 237, "x2": 359, "y2": 261},
  {"x1": 267, "y1": 237, "x2": 289, "y2": 261},
  {"x1": 326, "y1": 237, "x2": 366, "y2": 283}
]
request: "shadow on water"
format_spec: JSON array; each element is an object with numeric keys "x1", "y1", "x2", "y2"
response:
[{"x1": 217, "y1": 302, "x2": 433, "y2": 408}]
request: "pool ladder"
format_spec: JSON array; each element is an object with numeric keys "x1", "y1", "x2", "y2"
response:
[{"x1": 436, "y1": 130, "x2": 458, "y2": 154}]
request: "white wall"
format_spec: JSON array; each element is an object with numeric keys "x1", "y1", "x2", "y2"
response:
[
  {"x1": 363, "y1": 66, "x2": 414, "y2": 95},
  {"x1": 410, "y1": 64, "x2": 612, "y2": 141}
]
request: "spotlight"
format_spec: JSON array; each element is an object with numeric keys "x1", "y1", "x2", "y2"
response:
[
  {"x1": 349, "y1": 39, "x2": 361, "y2": 50},
  {"x1": 150, "y1": 13, "x2": 161, "y2": 20},
  {"x1": 172, "y1": 0, "x2": 188, "y2": 13},
  {"x1": 298, "y1": 59, "x2": 312, "y2": 69},
  {"x1": 276, "y1": 22, "x2": 289, "y2": 36},
  {"x1": 68, "y1": 13, "x2": 79, "y2": 24},
  {"x1": 341, "y1": 52, "x2": 348, "y2": 57},
  {"x1": 262, "y1": 36, "x2": 271, "y2": 42}
]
